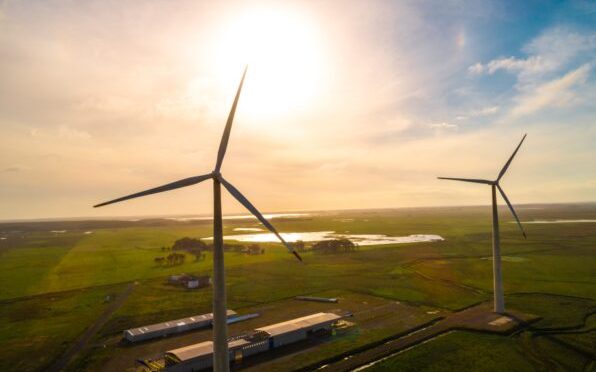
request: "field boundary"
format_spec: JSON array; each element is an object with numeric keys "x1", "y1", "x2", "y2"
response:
[
  {"x1": 47, "y1": 282, "x2": 135, "y2": 372},
  {"x1": 292, "y1": 317, "x2": 444, "y2": 372}
]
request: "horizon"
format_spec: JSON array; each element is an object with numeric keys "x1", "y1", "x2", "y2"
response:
[{"x1": 1, "y1": 200, "x2": 594, "y2": 223}]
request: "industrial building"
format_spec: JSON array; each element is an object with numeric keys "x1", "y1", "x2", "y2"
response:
[
  {"x1": 162, "y1": 312, "x2": 342, "y2": 371},
  {"x1": 168, "y1": 274, "x2": 211, "y2": 289},
  {"x1": 123, "y1": 310, "x2": 237, "y2": 343}
]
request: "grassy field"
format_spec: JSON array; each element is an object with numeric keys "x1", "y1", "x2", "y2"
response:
[
  {"x1": 0, "y1": 203, "x2": 594, "y2": 371},
  {"x1": 0, "y1": 283, "x2": 127, "y2": 371},
  {"x1": 368, "y1": 293, "x2": 595, "y2": 371}
]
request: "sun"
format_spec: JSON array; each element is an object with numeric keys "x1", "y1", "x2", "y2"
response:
[{"x1": 208, "y1": 6, "x2": 327, "y2": 119}]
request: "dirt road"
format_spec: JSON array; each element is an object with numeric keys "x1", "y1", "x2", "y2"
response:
[{"x1": 48, "y1": 282, "x2": 135, "y2": 372}]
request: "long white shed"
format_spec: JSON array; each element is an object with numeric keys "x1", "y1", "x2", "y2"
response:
[{"x1": 123, "y1": 310, "x2": 236, "y2": 342}]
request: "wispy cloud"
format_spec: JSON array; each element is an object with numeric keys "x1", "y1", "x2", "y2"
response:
[
  {"x1": 468, "y1": 56, "x2": 548, "y2": 76},
  {"x1": 429, "y1": 122, "x2": 458, "y2": 130},
  {"x1": 511, "y1": 63, "x2": 591, "y2": 117},
  {"x1": 469, "y1": 27, "x2": 596, "y2": 82},
  {"x1": 2, "y1": 166, "x2": 22, "y2": 173},
  {"x1": 58, "y1": 125, "x2": 92, "y2": 140},
  {"x1": 456, "y1": 106, "x2": 499, "y2": 121},
  {"x1": 469, "y1": 26, "x2": 595, "y2": 119}
]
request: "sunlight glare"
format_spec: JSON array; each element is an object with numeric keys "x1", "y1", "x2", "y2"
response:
[{"x1": 208, "y1": 7, "x2": 327, "y2": 119}]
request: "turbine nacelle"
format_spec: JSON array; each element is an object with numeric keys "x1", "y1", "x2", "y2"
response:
[{"x1": 437, "y1": 134, "x2": 527, "y2": 239}]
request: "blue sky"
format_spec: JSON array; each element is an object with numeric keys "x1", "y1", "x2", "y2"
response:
[{"x1": 0, "y1": 0, "x2": 594, "y2": 219}]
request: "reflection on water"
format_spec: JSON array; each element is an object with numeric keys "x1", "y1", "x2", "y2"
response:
[
  {"x1": 206, "y1": 231, "x2": 443, "y2": 246},
  {"x1": 517, "y1": 219, "x2": 596, "y2": 224},
  {"x1": 167, "y1": 213, "x2": 309, "y2": 222},
  {"x1": 233, "y1": 228, "x2": 264, "y2": 232}
]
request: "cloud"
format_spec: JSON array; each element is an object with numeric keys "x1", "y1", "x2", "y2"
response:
[
  {"x1": 469, "y1": 56, "x2": 550, "y2": 76},
  {"x1": 469, "y1": 27, "x2": 595, "y2": 118},
  {"x1": 429, "y1": 122, "x2": 458, "y2": 130},
  {"x1": 457, "y1": 105, "x2": 499, "y2": 121},
  {"x1": 2, "y1": 166, "x2": 22, "y2": 173},
  {"x1": 476, "y1": 105, "x2": 499, "y2": 115},
  {"x1": 469, "y1": 27, "x2": 596, "y2": 81},
  {"x1": 511, "y1": 63, "x2": 591, "y2": 117},
  {"x1": 58, "y1": 125, "x2": 91, "y2": 140}
]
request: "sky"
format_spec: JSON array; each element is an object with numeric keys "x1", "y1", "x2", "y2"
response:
[{"x1": 0, "y1": 0, "x2": 595, "y2": 220}]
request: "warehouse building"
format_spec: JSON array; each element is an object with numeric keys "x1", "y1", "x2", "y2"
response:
[
  {"x1": 164, "y1": 339, "x2": 253, "y2": 372},
  {"x1": 168, "y1": 274, "x2": 211, "y2": 289},
  {"x1": 255, "y1": 312, "x2": 341, "y2": 348},
  {"x1": 162, "y1": 312, "x2": 342, "y2": 371},
  {"x1": 123, "y1": 310, "x2": 237, "y2": 343}
]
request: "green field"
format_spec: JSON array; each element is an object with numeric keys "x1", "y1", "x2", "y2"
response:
[
  {"x1": 0, "y1": 203, "x2": 594, "y2": 371},
  {"x1": 368, "y1": 294, "x2": 595, "y2": 371}
]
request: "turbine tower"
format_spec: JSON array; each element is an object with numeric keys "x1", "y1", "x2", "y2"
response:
[
  {"x1": 94, "y1": 67, "x2": 302, "y2": 372},
  {"x1": 438, "y1": 134, "x2": 527, "y2": 314}
]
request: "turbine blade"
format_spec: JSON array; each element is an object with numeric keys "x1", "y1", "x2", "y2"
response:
[
  {"x1": 219, "y1": 176, "x2": 303, "y2": 262},
  {"x1": 497, "y1": 134, "x2": 527, "y2": 181},
  {"x1": 497, "y1": 184, "x2": 526, "y2": 239},
  {"x1": 94, "y1": 174, "x2": 213, "y2": 208},
  {"x1": 437, "y1": 177, "x2": 493, "y2": 185},
  {"x1": 215, "y1": 66, "x2": 248, "y2": 172}
]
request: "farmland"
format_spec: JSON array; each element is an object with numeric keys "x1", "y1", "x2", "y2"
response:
[{"x1": 0, "y1": 203, "x2": 594, "y2": 371}]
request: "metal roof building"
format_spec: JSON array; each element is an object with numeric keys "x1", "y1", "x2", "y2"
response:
[
  {"x1": 124, "y1": 310, "x2": 236, "y2": 343},
  {"x1": 255, "y1": 312, "x2": 341, "y2": 348},
  {"x1": 163, "y1": 312, "x2": 342, "y2": 371},
  {"x1": 164, "y1": 339, "x2": 251, "y2": 372}
]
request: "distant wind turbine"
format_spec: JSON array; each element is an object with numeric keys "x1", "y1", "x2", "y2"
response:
[
  {"x1": 94, "y1": 66, "x2": 302, "y2": 372},
  {"x1": 438, "y1": 134, "x2": 527, "y2": 314}
]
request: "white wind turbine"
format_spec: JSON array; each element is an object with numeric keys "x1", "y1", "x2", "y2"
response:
[
  {"x1": 94, "y1": 67, "x2": 302, "y2": 372},
  {"x1": 438, "y1": 134, "x2": 527, "y2": 313}
]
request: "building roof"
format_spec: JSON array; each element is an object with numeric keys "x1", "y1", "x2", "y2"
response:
[
  {"x1": 167, "y1": 341, "x2": 213, "y2": 361},
  {"x1": 166, "y1": 338, "x2": 250, "y2": 362},
  {"x1": 255, "y1": 312, "x2": 341, "y2": 337},
  {"x1": 164, "y1": 312, "x2": 342, "y2": 364},
  {"x1": 125, "y1": 310, "x2": 236, "y2": 337}
]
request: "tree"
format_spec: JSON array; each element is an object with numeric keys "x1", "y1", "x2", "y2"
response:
[
  {"x1": 172, "y1": 237, "x2": 207, "y2": 251},
  {"x1": 292, "y1": 240, "x2": 306, "y2": 252},
  {"x1": 223, "y1": 243, "x2": 244, "y2": 252},
  {"x1": 165, "y1": 252, "x2": 186, "y2": 266},
  {"x1": 172, "y1": 237, "x2": 208, "y2": 261},
  {"x1": 247, "y1": 244, "x2": 261, "y2": 255},
  {"x1": 311, "y1": 238, "x2": 357, "y2": 254}
]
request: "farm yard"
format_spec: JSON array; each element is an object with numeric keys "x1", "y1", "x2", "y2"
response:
[{"x1": 0, "y1": 203, "x2": 594, "y2": 371}]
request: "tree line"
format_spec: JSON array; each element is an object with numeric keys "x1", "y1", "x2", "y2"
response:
[
  {"x1": 292, "y1": 238, "x2": 358, "y2": 254},
  {"x1": 154, "y1": 237, "x2": 357, "y2": 266},
  {"x1": 154, "y1": 252, "x2": 186, "y2": 266},
  {"x1": 154, "y1": 237, "x2": 265, "y2": 266}
]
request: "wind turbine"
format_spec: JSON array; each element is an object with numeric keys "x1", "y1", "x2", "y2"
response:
[
  {"x1": 94, "y1": 67, "x2": 302, "y2": 372},
  {"x1": 438, "y1": 134, "x2": 527, "y2": 314}
]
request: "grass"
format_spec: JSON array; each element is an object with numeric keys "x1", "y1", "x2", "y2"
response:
[
  {"x1": 368, "y1": 331, "x2": 535, "y2": 372},
  {"x1": 368, "y1": 290, "x2": 596, "y2": 372},
  {"x1": 0, "y1": 283, "x2": 126, "y2": 372},
  {"x1": 0, "y1": 203, "x2": 594, "y2": 371}
]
